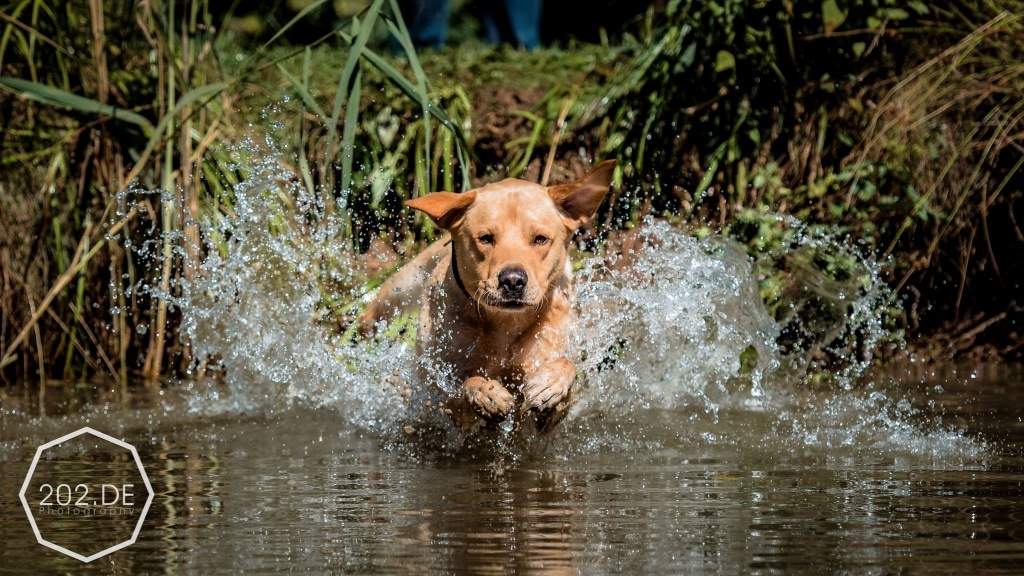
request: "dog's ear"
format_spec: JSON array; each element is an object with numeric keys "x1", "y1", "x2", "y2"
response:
[
  {"x1": 548, "y1": 159, "x2": 616, "y2": 228},
  {"x1": 405, "y1": 191, "x2": 477, "y2": 229}
]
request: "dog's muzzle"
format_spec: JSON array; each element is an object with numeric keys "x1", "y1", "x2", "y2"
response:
[{"x1": 497, "y1": 268, "x2": 529, "y2": 305}]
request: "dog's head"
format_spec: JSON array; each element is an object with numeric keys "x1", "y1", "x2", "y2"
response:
[{"x1": 406, "y1": 160, "x2": 616, "y2": 312}]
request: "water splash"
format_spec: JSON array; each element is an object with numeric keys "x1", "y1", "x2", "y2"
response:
[{"x1": 144, "y1": 145, "x2": 983, "y2": 464}]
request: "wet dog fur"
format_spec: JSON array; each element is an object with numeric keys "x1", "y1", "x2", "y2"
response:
[{"x1": 360, "y1": 160, "x2": 616, "y2": 432}]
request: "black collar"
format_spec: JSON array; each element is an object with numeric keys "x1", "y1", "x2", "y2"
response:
[{"x1": 446, "y1": 240, "x2": 473, "y2": 299}]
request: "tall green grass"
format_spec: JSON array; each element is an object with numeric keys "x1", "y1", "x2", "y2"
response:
[
  {"x1": 0, "y1": 0, "x2": 471, "y2": 388},
  {"x1": 2, "y1": 0, "x2": 1022, "y2": 392},
  {"x1": 592, "y1": 0, "x2": 1024, "y2": 359}
]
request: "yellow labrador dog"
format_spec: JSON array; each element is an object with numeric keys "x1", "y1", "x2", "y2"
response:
[{"x1": 360, "y1": 160, "x2": 616, "y2": 431}]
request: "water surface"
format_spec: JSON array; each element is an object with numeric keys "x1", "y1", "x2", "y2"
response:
[{"x1": 1, "y1": 365, "x2": 1021, "y2": 574}]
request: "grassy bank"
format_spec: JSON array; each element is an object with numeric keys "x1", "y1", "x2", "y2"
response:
[{"x1": 1, "y1": 0, "x2": 1022, "y2": 390}]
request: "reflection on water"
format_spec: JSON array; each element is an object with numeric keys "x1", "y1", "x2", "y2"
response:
[{"x1": 0, "y1": 365, "x2": 1022, "y2": 574}]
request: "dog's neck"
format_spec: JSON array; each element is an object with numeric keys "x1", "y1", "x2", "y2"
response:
[{"x1": 448, "y1": 240, "x2": 473, "y2": 300}]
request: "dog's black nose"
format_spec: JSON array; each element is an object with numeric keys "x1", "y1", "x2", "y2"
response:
[{"x1": 498, "y1": 268, "x2": 528, "y2": 296}]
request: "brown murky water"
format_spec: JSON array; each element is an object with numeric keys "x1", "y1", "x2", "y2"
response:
[{"x1": 1, "y1": 364, "x2": 1022, "y2": 574}]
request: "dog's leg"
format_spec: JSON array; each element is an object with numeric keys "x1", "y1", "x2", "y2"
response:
[
  {"x1": 524, "y1": 359, "x2": 576, "y2": 434},
  {"x1": 358, "y1": 239, "x2": 448, "y2": 336},
  {"x1": 522, "y1": 357, "x2": 575, "y2": 411},
  {"x1": 463, "y1": 375, "x2": 515, "y2": 422},
  {"x1": 515, "y1": 293, "x2": 576, "y2": 431}
]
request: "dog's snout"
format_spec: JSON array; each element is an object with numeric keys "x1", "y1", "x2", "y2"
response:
[{"x1": 498, "y1": 268, "x2": 528, "y2": 295}]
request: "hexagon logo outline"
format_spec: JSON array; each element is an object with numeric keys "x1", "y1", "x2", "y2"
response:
[{"x1": 18, "y1": 426, "x2": 155, "y2": 563}]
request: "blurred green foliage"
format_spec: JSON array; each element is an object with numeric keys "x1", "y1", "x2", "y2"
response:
[{"x1": 1, "y1": 0, "x2": 1022, "y2": 386}]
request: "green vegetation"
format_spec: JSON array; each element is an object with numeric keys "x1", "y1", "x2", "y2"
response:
[
  {"x1": 1, "y1": 0, "x2": 1022, "y2": 391},
  {"x1": 0, "y1": 0, "x2": 473, "y2": 386},
  {"x1": 596, "y1": 0, "x2": 1024, "y2": 364}
]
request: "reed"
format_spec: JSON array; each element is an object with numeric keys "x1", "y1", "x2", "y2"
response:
[
  {"x1": 0, "y1": 0, "x2": 472, "y2": 388},
  {"x1": 591, "y1": 0, "x2": 1024, "y2": 359},
  {"x1": 2, "y1": 0, "x2": 1022, "y2": 390}
]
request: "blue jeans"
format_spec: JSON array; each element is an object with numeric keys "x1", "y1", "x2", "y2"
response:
[
  {"x1": 396, "y1": 0, "x2": 451, "y2": 48},
  {"x1": 484, "y1": 0, "x2": 542, "y2": 50},
  {"x1": 397, "y1": 0, "x2": 543, "y2": 50}
]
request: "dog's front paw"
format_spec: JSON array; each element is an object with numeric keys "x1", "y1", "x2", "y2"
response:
[
  {"x1": 522, "y1": 358, "x2": 575, "y2": 412},
  {"x1": 464, "y1": 376, "x2": 515, "y2": 422}
]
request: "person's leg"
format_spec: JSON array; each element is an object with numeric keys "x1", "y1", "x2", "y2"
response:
[
  {"x1": 502, "y1": 0, "x2": 542, "y2": 50},
  {"x1": 396, "y1": 0, "x2": 451, "y2": 49},
  {"x1": 482, "y1": 0, "x2": 505, "y2": 46},
  {"x1": 483, "y1": 0, "x2": 542, "y2": 50}
]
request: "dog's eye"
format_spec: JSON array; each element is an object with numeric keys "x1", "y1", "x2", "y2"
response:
[
  {"x1": 478, "y1": 234, "x2": 495, "y2": 245},
  {"x1": 533, "y1": 235, "x2": 549, "y2": 246}
]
